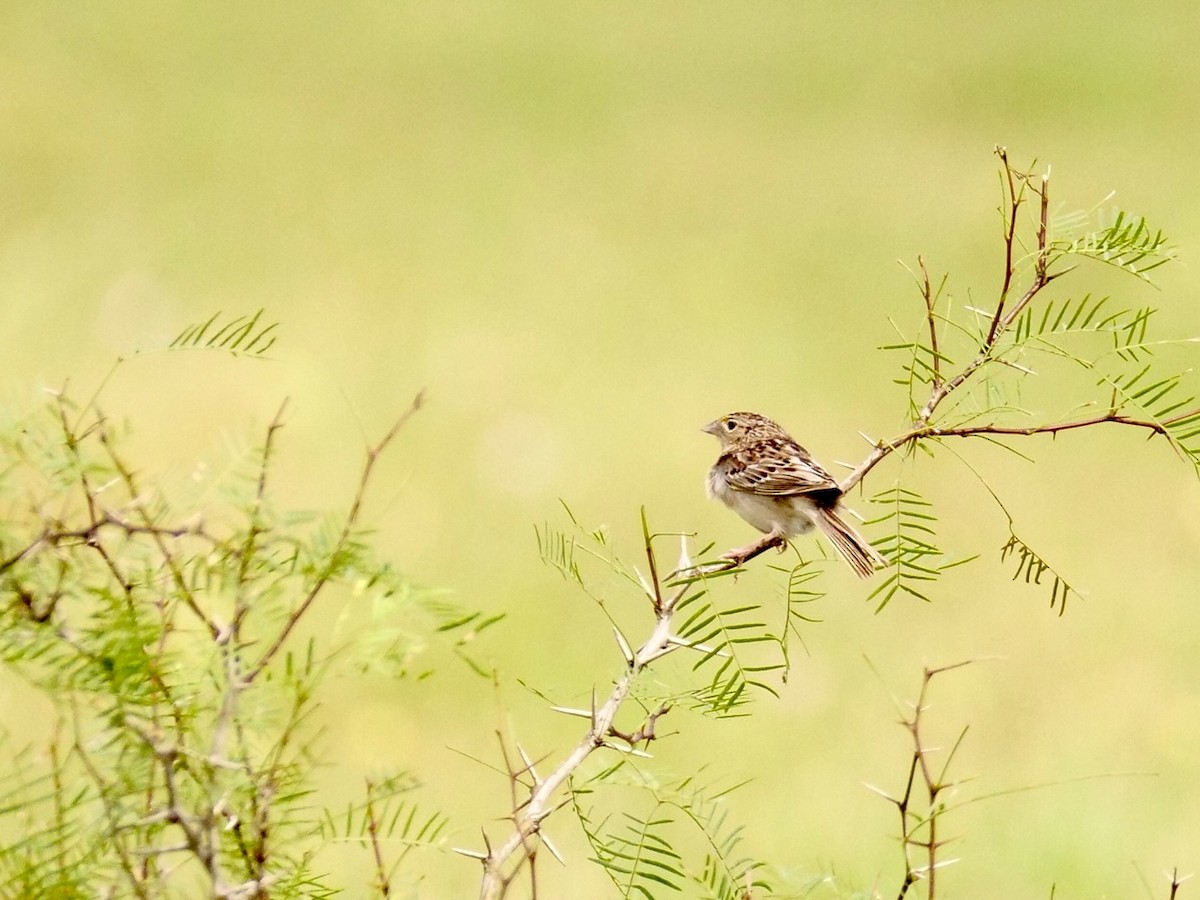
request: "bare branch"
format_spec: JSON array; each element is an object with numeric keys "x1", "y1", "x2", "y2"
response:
[
  {"x1": 244, "y1": 391, "x2": 424, "y2": 683},
  {"x1": 607, "y1": 703, "x2": 671, "y2": 749},
  {"x1": 96, "y1": 416, "x2": 222, "y2": 639},
  {"x1": 477, "y1": 525, "x2": 697, "y2": 899},
  {"x1": 918, "y1": 256, "x2": 943, "y2": 390},
  {"x1": 885, "y1": 661, "x2": 978, "y2": 899},
  {"x1": 841, "y1": 402, "x2": 1200, "y2": 494},
  {"x1": 987, "y1": 145, "x2": 1023, "y2": 345},
  {"x1": 365, "y1": 780, "x2": 392, "y2": 898}
]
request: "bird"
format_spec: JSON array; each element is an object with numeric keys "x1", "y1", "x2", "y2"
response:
[{"x1": 702, "y1": 411, "x2": 884, "y2": 578}]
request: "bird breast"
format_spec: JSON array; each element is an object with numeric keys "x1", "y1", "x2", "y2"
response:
[{"x1": 707, "y1": 466, "x2": 816, "y2": 536}]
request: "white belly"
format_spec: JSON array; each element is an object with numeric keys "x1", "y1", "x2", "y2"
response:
[{"x1": 708, "y1": 469, "x2": 817, "y2": 536}]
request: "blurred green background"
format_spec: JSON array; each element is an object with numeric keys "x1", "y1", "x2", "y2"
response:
[{"x1": 4, "y1": 2, "x2": 1200, "y2": 896}]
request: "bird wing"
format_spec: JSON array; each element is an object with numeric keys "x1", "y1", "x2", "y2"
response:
[{"x1": 719, "y1": 438, "x2": 840, "y2": 497}]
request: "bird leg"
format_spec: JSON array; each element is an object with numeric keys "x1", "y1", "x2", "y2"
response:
[
  {"x1": 670, "y1": 530, "x2": 789, "y2": 582},
  {"x1": 720, "y1": 528, "x2": 788, "y2": 566}
]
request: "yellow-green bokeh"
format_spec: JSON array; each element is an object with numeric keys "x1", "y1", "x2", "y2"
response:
[{"x1": 3, "y1": 2, "x2": 1200, "y2": 896}]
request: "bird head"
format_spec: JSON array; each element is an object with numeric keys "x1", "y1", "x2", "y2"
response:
[{"x1": 702, "y1": 411, "x2": 787, "y2": 449}]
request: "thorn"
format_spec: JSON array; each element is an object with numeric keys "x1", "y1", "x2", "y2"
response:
[
  {"x1": 677, "y1": 534, "x2": 692, "y2": 572},
  {"x1": 516, "y1": 744, "x2": 541, "y2": 786},
  {"x1": 633, "y1": 566, "x2": 655, "y2": 601},
  {"x1": 612, "y1": 627, "x2": 634, "y2": 666},
  {"x1": 541, "y1": 832, "x2": 567, "y2": 865},
  {"x1": 549, "y1": 706, "x2": 592, "y2": 719},
  {"x1": 666, "y1": 634, "x2": 729, "y2": 657},
  {"x1": 602, "y1": 743, "x2": 654, "y2": 758},
  {"x1": 862, "y1": 782, "x2": 897, "y2": 801}
]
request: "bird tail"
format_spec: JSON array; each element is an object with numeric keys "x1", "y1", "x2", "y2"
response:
[{"x1": 815, "y1": 506, "x2": 885, "y2": 579}]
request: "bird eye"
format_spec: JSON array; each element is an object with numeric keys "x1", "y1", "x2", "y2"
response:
[{"x1": 724, "y1": 420, "x2": 737, "y2": 431}]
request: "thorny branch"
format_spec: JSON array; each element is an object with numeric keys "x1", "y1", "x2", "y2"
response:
[
  {"x1": 365, "y1": 780, "x2": 393, "y2": 898},
  {"x1": 918, "y1": 256, "x2": 944, "y2": 390},
  {"x1": 840, "y1": 148, "x2": 1197, "y2": 495},
  {"x1": 698, "y1": 154, "x2": 1196, "y2": 574},
  {"x1": 1167, "y1": 868, "x2": 1191, "y2": 899},
  {"x1": 3, "y1": 389, "x2": 425, "y2": 897},
  {"x1": 868, "y1": 661, "x2": 975, "y2": 900},
  {"x1": 469, "y1": 532, "x2": 693, "y2": 900}
]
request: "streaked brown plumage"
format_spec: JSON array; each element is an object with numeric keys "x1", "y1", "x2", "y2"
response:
[{"x1": 703, "y1": 411, "x2": 883, "y2": 578}]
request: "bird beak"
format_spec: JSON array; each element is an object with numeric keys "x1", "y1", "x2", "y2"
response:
[{"x1": 701, "y1": 420, "x2": 721, "y2": 436}]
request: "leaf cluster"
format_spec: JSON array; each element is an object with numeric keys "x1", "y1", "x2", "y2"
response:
[
  {"x1": 867, "y1": 150, "x2": 1195, "y2": 609},
  {"x1": 573, "y1": 763, "x2": 769, "y2": 900},
  {"x1": 0, "y1": 388, "x2": 469, "y2": 897}
]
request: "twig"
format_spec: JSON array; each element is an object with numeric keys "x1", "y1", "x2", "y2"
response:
[
  {"x1": 987, "y1": 146, "x2": 1022, "y2": 345},
  {"x1": 365, "y1": 780, "x2": 392, "y2": 898},
  {"x1": 244, "y1": 391, "x2": 424, "y2": 683},
  {"x1": 234, "y1": 399, "x2": 289, "y2": 628},
  {"x1": 918, "y1": 256, "x2": 943, "y2": 390},
  {"x1": 96, "y1": 416, "x2": 221, "y2": 639},
  {"x1": 608, "y1": 703, "x2": 671, "y2": 748},
  {"x1": 70, "y1": 708, "x2": 154, "y2": 900},
  {"x1": 879, "y1": 661, "x2": 975, "y2": 900},
  {"x1": 838, "y1": 152, "x2": 1197, "y2": 496},
  {"x1": 1168, "y1": 868, "x2": 1192, "y2": 899},
  {"x1": 669, "y1": 531, "x2": 786, "y2": 582},
  {"x1": 836, "y1": 154, "x2": 1060, "y2": 495},
  {"x1": 477, "y1": 527, "x2": 693, "y2": 899},
  {"x1": 842, "y1": 405, "x2": 1200, "y2": 494}
]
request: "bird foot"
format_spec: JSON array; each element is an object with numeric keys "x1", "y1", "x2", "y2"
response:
[{"x1": 721, "y1": 531, "x2": 788, "y2": 566}]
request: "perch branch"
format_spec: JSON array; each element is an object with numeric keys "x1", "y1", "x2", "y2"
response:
[{"x1": 476, "y1": 532, "x2": 693, "y2": 898}]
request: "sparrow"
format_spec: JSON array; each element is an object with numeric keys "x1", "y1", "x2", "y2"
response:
[{"x1": 703, "y1": 411, "x2": 883, "y2": 578}]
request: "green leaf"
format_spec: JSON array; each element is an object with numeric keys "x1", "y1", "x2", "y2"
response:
[
  {"x1": 169, "y1": 309, "x2": 280, "y2": 356},
  {"x1": 864, "y1": 484, "x2": 967, "y2": 612},
  {"x1": 1000, "y1": 532, "x2": 1075, "y2": 615}
]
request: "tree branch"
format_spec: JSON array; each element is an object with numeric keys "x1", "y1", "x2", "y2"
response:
[
  {"x1": 475, "y1": 531, "x2": 694, "y2": 899},
  {"x1": 836, "y1": 156, "x2": 1196, "y2": 496},
  {"x1": 841, "y1": 405, "x2": 1200, "y2": 494},
  {"x1": 244, "y1": 391, "x2": 424, "y2": 684},
  {"x1": 918, "y1": 256, "x2": 944, "y2": 390},
  {"x1": 987, "y1": 145, "x2": 1029, "y2": 345}
]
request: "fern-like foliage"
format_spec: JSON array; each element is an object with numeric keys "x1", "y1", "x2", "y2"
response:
[
  {"x1": 537, "y1": 507, "x2": 800, "y2": 714},
  {"x1": 1054, "y1": 210, "x2": 1176, "y2": 281},
  {"x1": 883, "y1": 338, "x2": 955, "y2": 389},
  {"x1": 334, "y1": 576, "x2": 504, "y2": 680},
  {"x1": 0, "y1": 387, "x2": 467, "y2": 896},
  {"x1": 318, "y1": 773, "x2": 450, "y2": 889},
  {"x1": 1008, "y1": 289, "x2": 1200, "y2": 472},
  {"x1": 583, "y1": 806, "x2": 686, "y2": 898},
  {"x1": 0, "y1": 740, "x2": 92, "y2": 898},
  {"x1": 535, "y1": 501, "x2": 645, "y2": 608},
  {"x1": 673, "y1": 589, "x2": 782, "y2": 713},
  {"x1": 770, "y1": 559, "x2": 825, "y2": 681},
  {"x1": 170, "y1": 308, "x2": 279, "y2": 356},
  {"x1": 573, "y1": 766, "x2": 770, "y2": 900},
  {"x1": 1012, "y1": 294, "x2": 1156, "y2": 363},
  {"x1": 1000, "y1": 532, "x2": 1075, "y2": 615},
  {"x1": 865, "y1": 486, "x2": 971, "y2": 611},
  {"x1": 1099, "y1": 364, "x2": 1200, "y2": 467},
  {"x1": 684, "y1": 787, "x2": 768, "y2": 900}
]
